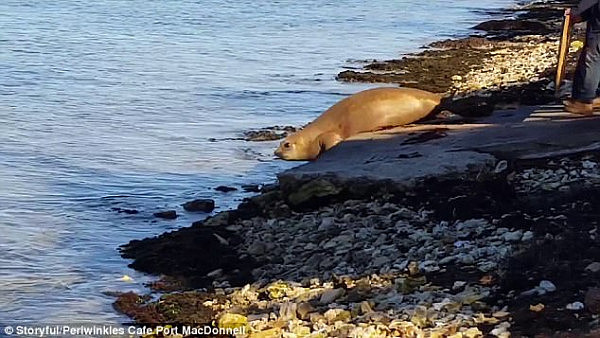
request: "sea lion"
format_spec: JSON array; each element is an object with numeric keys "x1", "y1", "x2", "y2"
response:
[{"x1": 274, "y1": 87, "x2": 442, "y2": 160}]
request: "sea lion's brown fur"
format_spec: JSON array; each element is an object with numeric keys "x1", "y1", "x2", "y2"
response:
[{"x1": 275, "y1": 87, "x2": 441, "y2": 160}]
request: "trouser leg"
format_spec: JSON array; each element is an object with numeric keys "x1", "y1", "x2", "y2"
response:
[{"x1": 572, "y1": 33, "x2": 600, "y2": 103}]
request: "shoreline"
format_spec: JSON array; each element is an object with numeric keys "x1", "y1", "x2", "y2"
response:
[{"x1": 113, "y1": 1, "x2": 600, "y2": 337}]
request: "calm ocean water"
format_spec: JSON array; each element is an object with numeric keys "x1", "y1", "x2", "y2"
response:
[{"x1": 1, "y1": 0, "x2": 515, "y2": 325}]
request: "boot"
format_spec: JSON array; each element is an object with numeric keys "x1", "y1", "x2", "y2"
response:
[{"x1": 564, "y1": 99, "x2": 594, "y2": 115}]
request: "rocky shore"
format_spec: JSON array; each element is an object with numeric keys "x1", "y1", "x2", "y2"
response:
[
  {"x1": 113, "y1": 0, "x2": 600, "y2": 337},
  {"x1": 338, "y1": 0, "x2": 585, "y2": 118},
  {"x1": 116, "y1": 150, "x2": 600, "y2": 337}
]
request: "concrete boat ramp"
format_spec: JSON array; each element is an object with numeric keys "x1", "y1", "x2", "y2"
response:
[{"x1": 278, "y1": 106, "x2": 600, "y2": 190}]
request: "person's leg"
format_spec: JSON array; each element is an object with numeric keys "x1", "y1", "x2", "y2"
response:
[{"x1": 572, "y1": 33, "x2": 600, "y2": 103}]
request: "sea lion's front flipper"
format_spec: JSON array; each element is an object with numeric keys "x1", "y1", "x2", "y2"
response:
[{"x1": 318, "y1": 132, "x2": 343, "y2": 153}]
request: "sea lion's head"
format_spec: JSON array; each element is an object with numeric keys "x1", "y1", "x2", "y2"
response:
[{"x1": 274, "y1": 132, "x2": 320, "y2": 161}]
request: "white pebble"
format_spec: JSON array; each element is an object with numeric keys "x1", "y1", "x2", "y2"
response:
[
  {"x1": 566, "y1": 301, "x2": 585, "y2": 311},
  {"x1": 539, "y1": 280, "x2": 556, "y2": 293}
]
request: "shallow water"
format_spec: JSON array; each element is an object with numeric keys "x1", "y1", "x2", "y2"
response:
[{"x1": 1, "y1": 0, "x2": 515, "y2": 325}]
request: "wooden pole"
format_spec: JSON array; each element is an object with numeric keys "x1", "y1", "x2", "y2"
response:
[{"x1": 555, "y1": 9, "x2": 573, "y2": 97}]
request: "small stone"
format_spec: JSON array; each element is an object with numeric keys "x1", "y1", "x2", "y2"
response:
[
  {"x1": 372, "y1": 256, "x2": 391, "y2": 267},
  {"x1": 503, "y1": 230, "x2": 523, "y2": 242},
  {"x1": 153, "y1": 210, "x2": 177, "y2": 219},
  {"x1": 521, "y1": 231, "x2": 534, "y2": 241},
  {"x1": 459, "y1": 254, "x2": 475, "y2": 265},
  {"x1": 249, "y1": 328, "x2": 281, "y2": 338},
  {"x1": 218, "y1": 313, "x2": 248, "y2": 330},
  {"x1": 207, "y1": 269, "x2": 223, "y2": 278},
  {"x1": 492, "y1": 311, "x2": 510, "y2": 318},
  {"x1": 267, "y1": 281, "x2": 291, "y2": 299},
  {"x1": 582, "y1": 160, "x2": 597, "y2": 169},
  {"x1": 360, "y1": 301, "x2": 373, "y2": 314},
  {"x1": 439, "y1": 256, "x2": 456, "y2": 265},
  {"x1": 585, "y1": 287, "x2": 600, "y2": 314},
  {"x1": 309, "y1": 312, "x2": 326, "y2": 324},
  {"x1": 248, "y1": 242, "x2": 267, "y2": 256},
  {"x1": 566, "y1": 301, "x2": 585, "y2": 311},
  {"x1": 529, "y1": 303, "x2": 545, "y2": 312},
  {"x1": 495, "y1": 227, "x2": 509, "y2": 235},
  {"x1": 490, "y1": 322, "x2": 511, "y2": 337},
  {"x1": 287, "y1": 179, "x2": 342, "y2": 207},
  {"x1": 451, "y1": 75, "x2": 463, "y2": 81},
  {"x1": 291, "y1": 326, "x2": 311, "y2": 337},
  {"x1": 585, "y1": 262, "x2": 600, "y2": 273},
  {"x1": 453, "y1": 281, "x2": 467, "y2": 290},
  {"x1": 539, "y1": 280, "x2": 556, "y2": 293},
  {"x1": 411, "y1": 306, "x2": 429, "y2": 327},
  {"x1": 323, "y1": 235, "x2": 353, "y2": 249},
  {"x1": 320, "y1": 288, "x2": 345, "y2": 304},
  {"x1": 278, "y1": 302, "x2": 297, "y2": 320},
  {"x1": 396, "y1": 275, "x2": 427, "y2": 294},
  {"x1": 203, "y1": 211, "x2": 231, "y2": 227},
  {"x1": 464, "y1": 327, "x2": 483, "y2": 338},
  {"x1": 182, "y1": 199, "x2": 215, "y2": 212},
  {"x1": 215, "y1": 185, "x2": 238, "y2": 192},
  {"x1": 324, "y1": 309, "x2": 351, "y2": 324},
  {"x1": 318, "y1": 217, "x2": 336, "y2": 231},
  {"x1": 296, "y1": 302, "x2": 314, "y2": 320}
]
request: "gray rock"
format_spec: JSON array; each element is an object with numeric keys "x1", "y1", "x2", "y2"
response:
[
  {"x1": 207, "y1": 269, "x2": 223, "y2": 278},
  {"x1": 539, "y1": 280, "x2": 557, "y2": 293},
  {"x1": 153, "y1": 210, "x2": 178, "y2": 219},
  {"x1": 585, "y1": 262, "x2": 600, "y2": 273},
  {"x1": 503, "y1": 230, "x2": 523, "y2": 242},
  {"x1": 585, "y1": 287, "x2": 600, "y2": 314},
  {"x1": 582, "y1": 160, "x2": 597, "y2": 169},
  {"x1": 324, "y1": 234, "x2": 354, "y2": 249},
  {"x1": 247, "y1": 242, "x2": 267, "y2": 256},
  {"x1": 521, "y1": 231, "x2": 534, "y2": 241},
  {"x1": 359, "y1": 301, "x2": 373, "y2": 314},
  {"x1": 296, "y1": 302, "x2": 314, "y2": 320},
  {"x1": 309, "y1": 312, "x2": 326, "y2": 324},
  {"x1": 287, "y1": 179, "x2": 342, "y2": 207},
  {"x1": 372, "y1": 256, "x2": 391, "y2": 268},
  {"x1": 318, "y1": 217, "x2": 336, "y2": 231},
  {"x1": 182, "y1": 199, "x2": 215, "y2": 212},
  {"x1": 453, "y1": 281, "x2": 467, "y2": 290},
  {"x1": 439, "y1": 256, "x2": 456, "y2": 265},
  {"x1": 495, "y1": 227, "x2": 509, "y2": 235},
  {"x1": 319, "y1": 259, "x2": 336, "y2": 270},
  {"x1": 477, "y1": 261, "x2": 498, "y2": 272},
  {"x1": 459, "y1": 254, "x2": 475, "y2": 265},
  {"x1": 320, "y1": 288, "x2": 345, "y2": 304},
  {"x1": 215, "y1": 186, "x2": 238, "y2": 193}
]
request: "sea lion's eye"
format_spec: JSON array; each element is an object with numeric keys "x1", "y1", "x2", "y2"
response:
[{"x1": 284, "y1": 142, "x2": 291, "y2": 148}]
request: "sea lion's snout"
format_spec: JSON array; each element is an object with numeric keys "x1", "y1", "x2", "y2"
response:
[
  {"x1": 274, "y1": 141, "x2": 288, "y2": 159},
  {"x1": 274, "y1": 147, "x2": 283, "y2": 158}
]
